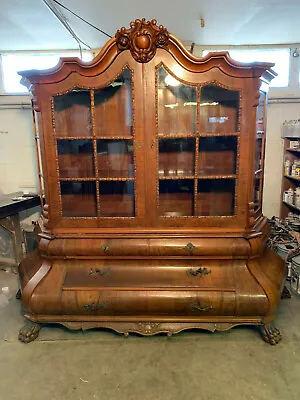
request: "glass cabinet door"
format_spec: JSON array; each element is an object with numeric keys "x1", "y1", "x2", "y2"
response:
[
  {"x1": 53, "y1": 69, "x2": 135, "y2": 218},
  {"x1": 253, "y1": 91, "x2": 266, "y2": 211},
  {"x1": 157, "y1": 66, "x2": 239, "y2": 217}
]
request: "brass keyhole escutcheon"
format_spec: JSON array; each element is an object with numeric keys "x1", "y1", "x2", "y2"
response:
[{"x1": 184, "y1": 242, "x2": 196, "y2": 254}]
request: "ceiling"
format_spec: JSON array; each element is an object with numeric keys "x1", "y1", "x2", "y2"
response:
[{"x1": 0, "y1": 0, "x2": 300, "y2": 51}]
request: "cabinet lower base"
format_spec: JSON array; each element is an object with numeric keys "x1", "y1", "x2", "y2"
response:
[{"x1": 20, "y1": 314, "x2": 282, "y2": 345}]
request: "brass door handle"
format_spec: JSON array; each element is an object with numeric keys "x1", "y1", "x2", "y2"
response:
[
  {"x1": 187, "y1": 267, "x2": 211, "y2": 277},
  {"x1": 101, "y1": 244, "x2": 110, "y2": 253},
  {"x1": 83, "y1": 300, "x2": 108, "y2": 311},
  {"x1": 189, "y1": 303, "x2": 213, "y2": 312},
  {"x1": 88, "y1": 268, "x2": 110, "y2": 277}
]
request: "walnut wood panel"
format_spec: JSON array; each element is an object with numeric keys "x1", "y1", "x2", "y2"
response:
[
  {"x1": 61, "y1": 289, "x2": 236, "y2": 316},
  {"x1": 42, "y1": 236, "x2": 252, "y2": 257},
  {"x1": 63, "y1": 259, "x2": 235, "y2": 289}
]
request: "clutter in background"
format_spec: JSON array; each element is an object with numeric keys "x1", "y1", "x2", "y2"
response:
[{"x1": 269, "y1": 216, "x2": 300, "y2": 296}]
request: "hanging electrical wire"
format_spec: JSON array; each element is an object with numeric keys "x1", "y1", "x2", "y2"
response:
[
  {"x1": 42, "y1": 0, "x2": 91, "y2": 52},
  {"x1": 52, "y1": 0, "x2": 112, "y2": 38}
]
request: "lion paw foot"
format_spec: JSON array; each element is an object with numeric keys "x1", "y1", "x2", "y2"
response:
[
  {"x1": 259, "y1": 323, "x2": 282, "y2": 345},
  {"x1": 18, "y1": 322, "x2": 40, "y2": 343}
]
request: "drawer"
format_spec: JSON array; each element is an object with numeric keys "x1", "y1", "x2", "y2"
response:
[
  {"x1": 61, "y1": 289, "x2": 236, "y2": 316},
  {"x1": 45, "y1": 237, "x2": 249, "y2": 257},
  {"x1": 62, "y1": 259, "x2": 235, "y2": 289}
]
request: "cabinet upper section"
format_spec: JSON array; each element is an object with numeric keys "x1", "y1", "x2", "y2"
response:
[{"x1": 18, "y1": 19, "x2": 276, "y2": 233}]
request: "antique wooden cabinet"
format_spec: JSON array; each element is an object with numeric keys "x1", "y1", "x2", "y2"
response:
[{"x1": 18, "y1": 19, "x2": 286, "y2": 344}]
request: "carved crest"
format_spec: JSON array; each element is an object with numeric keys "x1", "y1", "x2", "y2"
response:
[{"x1": 115, "y1": 18, "x2": 169, "y2": 63}]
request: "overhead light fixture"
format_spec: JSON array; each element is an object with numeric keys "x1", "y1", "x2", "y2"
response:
[
  {"x1": 165, "y1": 74, "x2": 180, "y2": 87},
  {"x1": 164, "y1": 65, "x2": 183, "y2": 87}
]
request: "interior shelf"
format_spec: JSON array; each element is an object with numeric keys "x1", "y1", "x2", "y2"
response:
[
  {"x1": 282, "y1": 201, "x2": 300, "y2": 212},
  {"x1": 284, "y1": 175, "x2": 300, "y2": 182}
]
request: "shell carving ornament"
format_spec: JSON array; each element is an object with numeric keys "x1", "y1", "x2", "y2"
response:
[{"x1": 115, "y1": 19, "x2": 169, "y2": 63}]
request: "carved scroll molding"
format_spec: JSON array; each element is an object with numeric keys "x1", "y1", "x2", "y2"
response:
[{"x1": 115, "y1": 18, "x2": 169, "y2": 63}]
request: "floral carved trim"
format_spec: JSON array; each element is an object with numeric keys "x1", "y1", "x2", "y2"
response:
[{"x1": 115, "y1": 19, "x2": 169, "y2": 63}]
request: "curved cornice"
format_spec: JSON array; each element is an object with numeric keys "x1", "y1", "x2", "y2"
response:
[{"x1": 18, "y1": 18, "x2": 277, "y2": 89}]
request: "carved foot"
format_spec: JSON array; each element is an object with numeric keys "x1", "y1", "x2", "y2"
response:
[
  {"x1": 18, "y1": 321, "x2": 41, "y2": 343},
  {"x1": 259, "y1": 323, "x2": 282, "y2": 345},
  {"x1": 281, "y1": 285, "x2": 291, "y2": 299}
]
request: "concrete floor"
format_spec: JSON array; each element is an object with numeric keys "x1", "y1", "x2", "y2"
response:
[{"x1": 0, "y1": 269, "x2": 299, "y2": 400}]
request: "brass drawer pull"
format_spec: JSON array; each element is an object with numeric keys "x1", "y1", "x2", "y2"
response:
[
  {"x1": 89, "y1": 268, "x2": 110, "y2": 277},
  {"x1": 184, "y1": 242, "x2": 196, "y2": 254},
  {"x1": 190, "y1": 303, "x2": 213, "y2": 313},
  {"x1": 187, "y1": 267, "x2": 211, "y2": 277},
  {"x1": 83, "y1": 300, "x2": 107, "y2": 311},
  {"x1": 101, "y1": 244, "x2": 110, "y2": 253}
]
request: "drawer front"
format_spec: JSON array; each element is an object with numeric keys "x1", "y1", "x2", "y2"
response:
[
  {"x1": 61, "y1": 289, "x2": 236, "y2": 316},
  {"x1": 62, "y1": 259, "x2": 235, "y2": 289},
  {"x1": 46, "y1": 237, "x2": 249, "y2": 257}
]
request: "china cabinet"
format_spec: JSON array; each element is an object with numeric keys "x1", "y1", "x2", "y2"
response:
[{"x1": 18, "y1": 19, "x2": 286, "y2": 344}]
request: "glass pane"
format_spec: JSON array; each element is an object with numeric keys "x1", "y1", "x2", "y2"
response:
[
  {"x1": 254, "y1": 92, "x2": 265, "y2": 209},
  {"x1": 94, "y1": 69, "x2": 132, "y2": 137},
  {"x1": 255, "y1": 92, "x2": 265, "y2": 172},
  {"x1": 196, "y1": 179, "x2": 235, "y2": 216},
  {"x1": 254, "y1": 175, "x2": 261, "y2": 205},
  {"x1": 57, "y1": 140, "x2": 94, "y2": 178},
  {"x1": 54, "y1": 90, "x2": 92, "y2": 137},
  {"x1": 159, "y1": 138, "x2": 195, "y2": 177},
  {"x1": 97, "y1": 140, "x2": 134, "y2": 178},
  {"x1": 60, "y1": 181, "x2": 97, "y2": 217},
  {"x1": 159, "y1": 179, "x2": 194, "y2": 216},
  {"x1": 157, "y1": 66, "x2": 196, "y2": 135},
  {"x1": 99, "y1": 181, "x2": 135, "y2": 217},
  {"x1": 198, "y1": 136, "x2": 237, "y2": 176},
  {"x1": 200, "y1": 85, "x2": 239, "y2": 133}
]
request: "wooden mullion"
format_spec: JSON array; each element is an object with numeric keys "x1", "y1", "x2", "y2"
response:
[
  {"x1": 199, "y1": 132, "x2": 238, "y2": 137},
  {"x1": 90, "y1": 89, "x2": 101, "y2": 216},
  {"x1": 194, "y1": 87, "x2": 200, "y2": 216}
]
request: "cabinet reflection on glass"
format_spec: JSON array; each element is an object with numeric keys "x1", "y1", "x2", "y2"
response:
[
  {"x1": 196, "y1": 179, "x2": 235, "y2": 216},
  {"x1": 60, "y1": 181, "x2": 97, "y2": 217},
  {"x1": 54, "y1": 90, "x2": 92, "y2": 137},
  {"x1": 99, "y1": 181, "x2": 135, "y2": 217},
  {"x1": 157, "y1": 66, "x2": 196, "y2": 135},
  {"x1": 94, "y1": 69, "x2": 133, "y2": 137},
  {"x1": 159, "y1": 138, "x2": 195, "y2": 177},
  {"x1": 200, "y1": 85, "x2": 239, "y2": 134},
  {"x1": 97, "y1": 140, "x2": 134, "y2": 178},
  {"x1": 57, "y1": 140, "x2": 94, "y2": 178},
  {"x1": 198, "y1": 136, "x2": 237, "y2": 176},
  {"x1": 159, "y1": 180, "x2": 194, "y2": 216}
]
